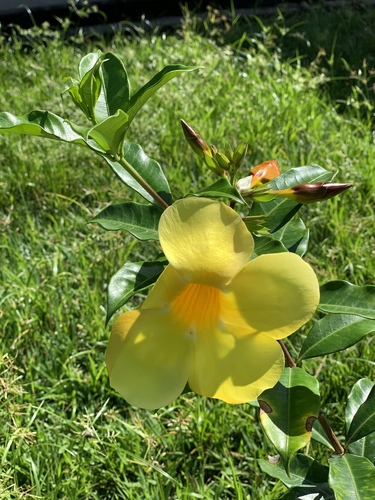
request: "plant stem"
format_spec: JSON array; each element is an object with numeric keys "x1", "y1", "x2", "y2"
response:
[
  {"x1": 318, "y1": 411, "x2": 345, "y2": 455},
  {"x1": 115, "y1": 154, "x2": 170, "y2": 210},
  {"x1": 278, "y1": 340, "x2": 296, "y2": 368}
]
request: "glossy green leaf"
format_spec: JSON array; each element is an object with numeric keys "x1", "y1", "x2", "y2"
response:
[
  {"x1": 78, "y1": 52, "x2": 101, "y2": 79},
  {"x1": 249, "y1": 165, "x2": 333, "y2": 232},
  {"x1": 347, "y1": 384, "x2": 375, "y2": 446},
  {"x1": 328, "y1": 454, "x2": 375, "y2": 500},
  {"x1": 242, "y1": 214, "x2": 268, "y2": 232},
  {"x1": 298, "y1": 314, "x2": 375, "y2": 360},
  {"x1": 126, "y1": 64, "x2": 200, "y2": 124},
  {"x1": 318, "y1": 281, "x2": 375, "y2": 319},
  {"x1": 75, "y1": 61, "x2": 101, "y2": 122},
  {"x1": 312, "y1": 418, "x2": 335, "y2": 451},
  {"x1": 346, "y1": 379, "x2": 375, "y2": 462},
  {"x1": 259, "y1": 367, "x2": 320, "y2": 469},
  {"x1": 272, "y1": 218, "x2": 309, "y2": 256},
  {"x1": 91, "y1": 202, "x2": 161, "y2": 240},
  {"x1": 0, "y1": 110, "x2": 88, "y2": 145},
  {"x1": 106, "y1": 260, "x2": 166, "y2": 323},
  {"x1": 94, "y1": 52, "x2": 131, "y2": 123},
  {"x1": 88, "y1": 109, "x2": 129, "y2": 155},
  {"x1": 193, "y1": 178, "x2": 246, "y2": 204},
  {"x1": 103, "y1": 141, "x2": 172, "y2": 206},
  {"x1": 251, "y1": 234, "x2": 287, "y2": 258},
  {"x1": 259, "y1": 453, "x2": 329, "y2": 488}
]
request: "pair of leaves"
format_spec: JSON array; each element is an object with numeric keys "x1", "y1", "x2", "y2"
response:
[{"x1": 299, "y1": 281, "x2": 375, "y2": 360}]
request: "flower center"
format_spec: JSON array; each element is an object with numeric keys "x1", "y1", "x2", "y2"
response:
[{"x1": 171, "y1": 283, "x2": 221, "y2": 330}]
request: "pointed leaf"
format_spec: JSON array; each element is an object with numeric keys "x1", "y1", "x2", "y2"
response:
[
  {"x1": 299, "y1": 314, "x2": 375, "y2": 361},
  {"x1": 107, "y1": 260, "x2": 166, "y2": 323},
  {"x1": 272, "y1": 218, "x2": 309, "y2": 256},
  {"x1": 346, "y1": 379, "x2": 375, "y2": 462},
  {"x1": 259, "y1": 454, "x2": 329, "y2": 488},
  {"x1": 259, "y1": 367, "x2": 320, "y2": 469},
  {"x1": 94, "y1": 52, "x2": 131, "y2": 122},
  {"x1": 318, "y1": 281, "x2": 375, "y2": 319},
  {"x1": 88, "y1": 109, "x2": 129, "y2": 155},
  {"x1": 102, "y1": 141, "x2": 172, "y2": 206},
  {"x1": 347, "y1": 384, "x2": 375, "y2": 445},
  {"x1": 328, "y1": 454, "x2": 375, "y2": 500},
  {"x1": 78, "y1": 52, "x2": 101, "y2": 79},
  {"x1": 249, "y1": 165, "x2": 333, "y2": 232},
  {"x1": 126, "y1": 64, "x2": 200, "y2": 124},
  {"x1": 193, "y1": 178, "x2": 246, "y2": 204},
  {"x1": 91, "y1": 202, "x2": 161, "y2": 240},
  {"x1": 0, "y1": 110, "x2": 88, "y2": 145}
]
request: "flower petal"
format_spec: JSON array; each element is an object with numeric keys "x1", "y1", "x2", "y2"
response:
[
  {"x1": 222, "y1": 253, "x2": 319, "y2": 339},
  {"x1": 188, "y1": 325, "x2": 284, "y2": 404},
  {"x1": 158, "y1": 198, "x2": 253, "y2": 287},
  {"x1": 142, "y1": 264, "x2": 186, "y2": 309},
  {"x1": 106, "y1": 309, "x2": 193, "y2": 409}
]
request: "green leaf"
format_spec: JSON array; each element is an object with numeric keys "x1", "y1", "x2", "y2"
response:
[
  {"x1": 259, "y1": 367, "x2": 320, "y2": 469},
  {"x1": 259, "y1": 454, "x2": 329, "y2": 488},
  {"x1": 345, "y1": 378, "x2": 375, "y2": 463},
  {"x1": 91, "y1": 202, "x2": 161, "y2": 240},
  {"x1": 126, "y1": 64, "x2": 200, "y2": 125},
  {"x1": 272, "y1": 218, "x2": 309, "y2": 257},
  {"x1": 106, "y1": 260, "x2": 166, "y2": 323},
  {"x1": 347, "y1": 384, "x2": 375, "y2": 446},
  {"x1": 251, "y1": 234, "x2": 287, "y2": 258},
  {"x1": 103, "y1": 141, "x2": 172, "y2": 206},
  {"x1": 298, "y1": 314, "x2": 375, "y2": 360},
  {"x1": 94, "y1": 52, "x2": 131, "y2": 122},
  {"x1": 0, "y1": 110, "x2": 88, "y2": 145},
  {"x1": 249, "y1": 165, "x2": 333, "y2": 232},
  {"x1": 242, "y1": 214, "x2": 268, "y2": 232},
  {"x1": 193, "y1": 178, "x2": 246, "y2": 204},
  {"x1": 78, "y1": 52, "x2": 101, "y2": 79},
  {"x1": 318, "y1": 281, "x2": 375, "y2": 319},
  {"x1": 346, "y1": 379, "x2": 375, "y2": 462},
  {"x1": 88, "y1": 109, "x2": 129, "y2": 155},
  {"x1": 328, "y1": 454, "x2": 375, "y2": 500}
]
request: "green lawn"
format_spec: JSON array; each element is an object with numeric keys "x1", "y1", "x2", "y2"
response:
[{"x1": 1, "y1": 4, "x2": 375, "y2": 499}]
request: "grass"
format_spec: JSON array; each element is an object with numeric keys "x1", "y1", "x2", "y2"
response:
[{"x1": 1, "y1": 3, "x2": 375, "y2": 498}]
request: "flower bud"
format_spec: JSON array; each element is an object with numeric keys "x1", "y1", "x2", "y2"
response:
[
  {"x1": 250, "y1": 160, "x2": 280, "y2": 187},
  {"x1": 232, "y1": 143, "x2": 248, "y2": 171},
  {"x1": 181, "y1": 119, "x2": 211, "y2": 159},
  {"x1": 211, "y1": 145, "x2": 231, "y2": 171},
  {"x1": 270, "y1": 182, "x2": 353, "y2": 203}
]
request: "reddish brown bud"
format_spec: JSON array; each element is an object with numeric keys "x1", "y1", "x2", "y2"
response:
[
  {"x1": 271, "y1": 182, "x2": 353, "y2": 203},
  {"x1": 181, "y1": 119, "x2": 211, "y2": 159}
]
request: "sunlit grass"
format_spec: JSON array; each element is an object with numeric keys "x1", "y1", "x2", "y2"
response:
[{"x1": 1, "y1": 5, "x2": 375, "y2": 498}]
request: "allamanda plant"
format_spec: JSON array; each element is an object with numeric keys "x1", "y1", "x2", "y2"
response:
[{"x1": 1, "y1": 51, "x2": 374, "y2": 499}]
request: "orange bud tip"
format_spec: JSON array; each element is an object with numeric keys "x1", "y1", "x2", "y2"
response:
[{"x1": 250, "y1": 160, "x2": 280, "y2": 187}]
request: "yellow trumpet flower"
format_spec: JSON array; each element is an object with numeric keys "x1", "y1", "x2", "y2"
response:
[{"x1": 106, "y1": 198, "x2": 319, "y2": 409}]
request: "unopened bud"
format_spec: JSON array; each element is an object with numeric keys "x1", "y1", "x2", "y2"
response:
[
  {"x1": 232, "y1": 143, "x2": 248, "y2": 170},
  {"x1": 270, "y1": 182, "x2": 353, "y2": 203},
  {"x1": 250, "y1": 160, "x2": 280, "y2": 187},
  {"x1": 212, "y1": 146, "x2": 231, "y2": 171},
  {"x1": 181, "y1": 119, "x2": 211, "y2": 159}
]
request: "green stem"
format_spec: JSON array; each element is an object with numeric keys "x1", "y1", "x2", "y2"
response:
[{"x1": 114, "y1": 154, "x2": 170, "y2": 210}]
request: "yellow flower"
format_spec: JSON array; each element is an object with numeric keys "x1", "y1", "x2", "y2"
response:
[{"x1": 106, "y1": 198, "x2": 319, "y2": 409}]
